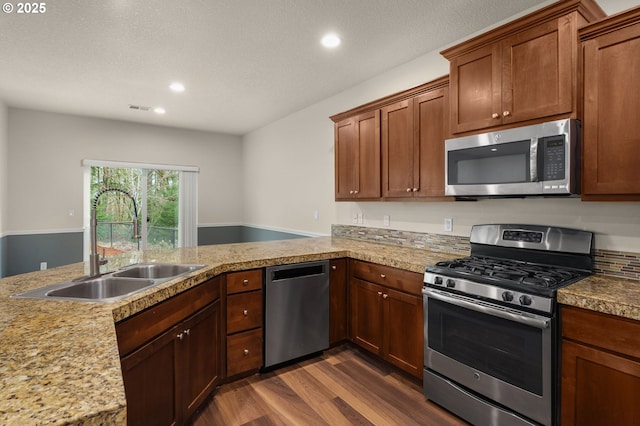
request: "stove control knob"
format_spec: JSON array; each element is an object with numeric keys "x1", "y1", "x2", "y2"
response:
[
  {"x1": 501, "y1": 291, "x2": 514, "y2": 302},
  {"x1": 434, "y1": 276, "x2": 443, "y2": 285},
  {"x1": 446, "y1": 279, "x2": 456, "y2": 288},
  {"x1": 519, "y1": 295, "x2": 532, "y2": 306}
]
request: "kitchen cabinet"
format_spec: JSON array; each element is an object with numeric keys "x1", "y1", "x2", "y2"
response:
[
  {"x1": 442, "y1": 0, "x2": 605, "y2": 135},
  {"x1": 116, "y1": 277, "x2": 222, "y2": 426},
  {"x1": 561, "y1": 305, "x2": 640, "y2": 425},
  {"x1": 330, "y1": 258, "x2": 348, "y2": 345},
  {"x1": 334, "y1": 110, "x2": 381, "y2": 200},
  {"x1": 381, "y1": 80, "x2": 449, "y2": 198},
  {"x1": 580, "y1": 6, "x2": 640, "y2": 201},
  {"x1": 224, "y1": 269, "x2": 263, "y2": 377},
  {"x1": 349, "y1": 260, "x2": 423, "y2": 378}
]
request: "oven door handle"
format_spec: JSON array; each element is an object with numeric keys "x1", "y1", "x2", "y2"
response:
[{"x1": 424, "y1": 288, "x2": 551, "y2": 329}]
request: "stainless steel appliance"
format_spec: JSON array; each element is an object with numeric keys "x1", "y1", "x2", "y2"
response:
[
  {"x1": 264, "y1": 260, "x2": 330, "y2": 368},
  {"x1": 445, "y1": 119, "x2": 580, "y2": 197},
  {"x1": 423, "y1": 224, "x2": 593, "y2": 426}
]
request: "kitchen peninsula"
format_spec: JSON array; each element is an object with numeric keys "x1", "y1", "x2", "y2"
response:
[{"x1": 1, "y1": 237, "x2": 639, "y2": 425}]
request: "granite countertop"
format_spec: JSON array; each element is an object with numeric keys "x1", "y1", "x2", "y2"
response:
[
  {"x1": 0, "y1": 237, "x2": 453, "y2": 425},
  {"x1": 1, "y1": 236, "x2": 638, "y2": 425}
]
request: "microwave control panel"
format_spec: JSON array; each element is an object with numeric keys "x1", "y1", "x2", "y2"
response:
[{"x1": 542, "y1": 136, "x2": 565, "y2": 181}]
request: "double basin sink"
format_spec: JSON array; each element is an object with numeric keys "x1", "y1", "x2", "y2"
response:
[{"x1": 13, "y1": 263, "x2": 205, "y2": 302}]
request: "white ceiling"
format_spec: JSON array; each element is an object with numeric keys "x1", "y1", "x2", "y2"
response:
[{"x1": 0, "y1": 0, "x2": 624, "y2": 135}]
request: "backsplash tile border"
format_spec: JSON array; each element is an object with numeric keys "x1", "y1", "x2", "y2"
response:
[{"x1": 332, "y1": 225, "x2": 640, "y2": 282}]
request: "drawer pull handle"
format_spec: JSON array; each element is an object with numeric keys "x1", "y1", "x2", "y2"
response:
[
  {"x1": 243, "y1": 349, "x2": 250, "y2": 356},
  {"x1": 380, "y1": 274, "x2": 386, "y2": 279},
  {"x1": 331, "y1": 265, "x2": 337, "y2": 270},
  {"x1": 243, "y1": 279, "x2": 249, "y2": 286},
  {"x1": 243, "y1": 309, "x2": 249, "y2": 316}
]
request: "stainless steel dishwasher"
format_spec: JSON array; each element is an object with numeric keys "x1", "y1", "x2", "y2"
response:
[{"x1": 264, "y1": 260, "x2": 329, "y2": 368}]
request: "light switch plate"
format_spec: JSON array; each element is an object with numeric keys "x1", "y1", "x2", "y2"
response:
[{"x1": 444, "y1": 218, "x2": 453, "y2": 232}]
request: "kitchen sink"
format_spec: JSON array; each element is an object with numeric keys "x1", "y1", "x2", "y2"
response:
[
  {"x1": 112, "y1": 263, "x2": 203, "y2": 279},
  {"x1": 12, "y1": 263, "x2": 205, "y2": 302}
]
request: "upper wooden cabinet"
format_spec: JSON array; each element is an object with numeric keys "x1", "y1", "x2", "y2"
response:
[
  {"x1": 580, "y1": 6, "x2": 640, "y2": 201},
  {"x1": 334, "y1": 110, "x2": 381, "y2": 200},
  {"x1": 442, "y1": 0, "x2": 605, "y2": 135},
  {"x1": 332, "y1": 77, "x2": 449, "y2": 201},
  {"x1": 381, "y1": 80, "x2": 449, "y2": 198}
]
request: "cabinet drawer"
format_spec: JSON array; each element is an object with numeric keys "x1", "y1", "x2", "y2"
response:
[
  {"x1": 227, "y1": 328, "x2": 263, "y2": 376},
  {"x1": 350, "y1": 260, "x2": 422, "y2": 296},
  {"x1": 562, "y1": 305, "x2": 640, "y2": 359},
  {"x1": 226, "y1": 269, "x2": 263, "y2": 294},
  {"x1": 227, "y1": 291, "x2": 263, "y2": 334}
]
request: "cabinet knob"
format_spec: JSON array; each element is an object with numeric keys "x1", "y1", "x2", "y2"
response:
[
  {"x1": 412, "y1": 188, "x2": 418, "y2": 192},
  {"x1": 177, "y1": 332, "x2": 184, "y2": 341},
  {"x1": 503, "y1": 111, "x2": 511, "y2": 117},
  {"x1": 492, "y1": 113, "x2": 500, "y2": 119},
  {"x1": 349, "y1": 190, "x2": 354, "y2": 194},
  {"x1": 406, "y1": 188, "x2": 412, "y2": 192},
  {"x1": 354, "y1": 190, "x2": 359, "y2": 194},
  {"x1": 243, "y1": 279, "x2": 249, "y2": 286},
  {"x1": 380, "y1": 274, "x2": 386, "y2": 279},
  {"x1": 331, "y1": 265, "x2": 337, "y2": 270},
  {"x1": 243, "y1": 309, "x2": 249, "y2": 316},
  {"x1": 377, "y1": 291, "x2": 383, "y2": 296},
  {"x1": 383, "y1": 293, "x2": 389, "y2": 299},
  {"x1": 184, "y1": 328, "x2": 190, "y2": 336},
  {"x1": 243, "y1": 349, "x2": 250, "y2": 356}
]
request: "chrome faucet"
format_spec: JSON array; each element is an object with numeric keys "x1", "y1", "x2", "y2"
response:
[{"x1": 90, "y1": 188, "x2": 141, "y2": 277}]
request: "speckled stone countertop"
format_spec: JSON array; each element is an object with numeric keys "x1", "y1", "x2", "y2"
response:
[
  {"x1": 0, "y1": 237, "x2": 454, "y2": 425},
  {"x1": 558, "y1": 274, "x2": 640, "y2": 320},
  {"x1": 2, "y1": 236, "x2": 638, "y2": 425}
]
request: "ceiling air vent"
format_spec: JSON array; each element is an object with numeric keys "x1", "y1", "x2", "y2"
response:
[{"x1": 128, "y1": 104, "x2": 151, "y2": 112}]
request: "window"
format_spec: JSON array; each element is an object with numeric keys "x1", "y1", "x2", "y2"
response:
[{"x1": 82, "y1": 160, "x2": 198, "y2": 262}]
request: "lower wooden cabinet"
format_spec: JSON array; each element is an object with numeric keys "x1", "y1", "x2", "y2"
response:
[
  {"x1": 116, "y1": 278, "x2": 222, "y2": 426},
  {"x1": 224, "y1": 269, "x2": 264, "y2": 377},
  {"x1": 349, "y1": 260, "x2": 423, "y2": 378},
  {"x1": 330, "y1": 258, "x2": 348, "y2": 345},
  {"x1": 561, "y1": 305, "x2": 640, "y2": 425}
]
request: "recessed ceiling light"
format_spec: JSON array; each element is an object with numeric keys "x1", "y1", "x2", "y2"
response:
[
  {"x1": 321, "y1": 33, "x2": 341, "y2": 48},
  {"x1": 153, "y1": 107, "x2": 166, "y2": 115},
  {"x1": 169, "y1": 82, "x2": 185, "y2": 93}
]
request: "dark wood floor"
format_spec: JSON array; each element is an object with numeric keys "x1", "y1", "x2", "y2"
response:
[{"x1": 191, "y1": 345, "x2": 467, "y2": 426}]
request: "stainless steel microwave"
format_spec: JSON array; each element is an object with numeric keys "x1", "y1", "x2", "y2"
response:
[{"x1": 445, "y1": 119, "x2": 580, "y2": 197}]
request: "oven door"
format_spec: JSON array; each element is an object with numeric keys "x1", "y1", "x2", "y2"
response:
[{"x1": 423, "y1": 287, "x2": 554, "y2": 426}]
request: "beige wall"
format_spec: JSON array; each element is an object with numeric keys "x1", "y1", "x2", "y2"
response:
[
  {"x1": 242, "y1": 0, "x2": 640, "y2": 252},
  {"x1": 0, "y1": 101, "x2": 7, "y2": 234},
  {"x1": 7, "y1": 108, "x2": 243, "y2": 233}
]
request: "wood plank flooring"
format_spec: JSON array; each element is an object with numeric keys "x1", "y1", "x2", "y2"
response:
[{"x1": 191, "y1": 345, "x2": 467, "y2": 426}]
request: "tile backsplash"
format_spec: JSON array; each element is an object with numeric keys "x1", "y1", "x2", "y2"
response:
[{"x1": 332, "y1": 225, "x2": 640, "y2": 282}]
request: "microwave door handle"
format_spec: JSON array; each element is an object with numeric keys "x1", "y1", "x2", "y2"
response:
[
  {"x1": 424, "y1": 288, "x2": 550, "y2": 329},
  {"x1": 530, "y1": 138, "x2": 539, "y2": 182}
]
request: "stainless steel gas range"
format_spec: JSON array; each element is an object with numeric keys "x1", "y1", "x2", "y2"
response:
[{"x1": 422, "y1": 224, "x2": 593, "y2": 426}]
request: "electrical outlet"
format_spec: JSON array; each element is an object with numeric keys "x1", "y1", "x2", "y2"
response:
[
  {"x1": 383, "y1": 215, "x2": 390, "y2": 226},
  {"x1": 357, "y1": 213, "x2": 363, "y2": 224},
  {"x1": 352, "y1": 213, "x2": 358, "y2": 224},
  {"x1": 40, "y1": 262, "x2": 47, "y2": 270},
  {"x1": 444, "y1": 218, "x2": 453, "y2": 232}
]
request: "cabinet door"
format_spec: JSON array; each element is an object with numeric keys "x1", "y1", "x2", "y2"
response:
[
  {"x1": 383, "y1": 287, "x2": 423, "y2": 378},
  {"x1": 120, "y1": 325, "x2": 180, "y2": 426},
  {"x1": 561, "y1": 340, "x2": 640, "y2": 426},
  {"x1": 355, "y1": 110, "x2": 381, "y2": 199},
  {"x1": 382, "y1": 99, "x2": 415, "y2": 197},
  {"x1": 582, "y1": 21, "x2": 640, "y2": 200},
  {"x1": 414, "y1": 86, "x2": 448, "y2": 197},
  {"x1": 502, "y1": 16, "x2": 573, "y2": 124},
  {"x1": 329, "y1": 258, "x2": 348, "y2": 345},
  {"x1": 350, "y1": 278, "x2": 383, "y2": 355},
  {"x1": 449, "y1": 43, "x2": 501, "y2": 134},
  {"x1": 180, "y1": 301, "x2": 222, "y2": 422},
  {"x1": 334, "y1": 117, "x2": 358, "y2": 200}
]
